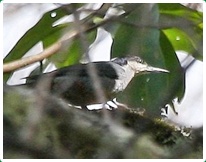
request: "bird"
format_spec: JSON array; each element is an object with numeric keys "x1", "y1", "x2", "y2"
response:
[{"x1": 24, "y1": 56, "x2": 169, "y2": 109}]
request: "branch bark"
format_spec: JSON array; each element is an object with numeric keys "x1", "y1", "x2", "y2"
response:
[{"x1": 3, "y1": 43, "x2": 61, "y2": 73}]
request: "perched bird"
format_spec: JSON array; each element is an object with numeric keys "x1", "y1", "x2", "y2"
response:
[{"x1": 24, "y1": 56, "x2": 169, "y2": 108}]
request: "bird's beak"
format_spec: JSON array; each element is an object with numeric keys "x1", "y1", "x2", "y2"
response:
[
  {"x1": 134, "y1": 63, "x2": 169, "y2": 74},
  {"x1": 145, "y1": 65, "x2": 169, "y2": 73}
]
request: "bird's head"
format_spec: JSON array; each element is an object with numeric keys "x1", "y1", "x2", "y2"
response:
[{"x1": 112, "y1": 56, "x2": 169, "y2": 75}]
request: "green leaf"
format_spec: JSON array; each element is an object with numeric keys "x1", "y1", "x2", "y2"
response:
[
  {"x1": 159, "y1": 31, "x2": 185, "y2": 103},
  {"x1": 111, "y1": 4, "x2": 159, "y2": 57},
  {"x1": 163, "y1": 28, "x2": 196, "y2": 55},
  {"x1": 158, "y1": 3, "x2": 202, "y2": 24},
  {"x1": 158, "y1": 3, "x2": 203, "y2": 60},
  {"x1": 4, "y1": 6, "x2": 70, "y2": 63},
  {"x1": 47, "y1": 29, "x2": 97, "y2": 68}
]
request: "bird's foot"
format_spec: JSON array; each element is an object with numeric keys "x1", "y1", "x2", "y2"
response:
[
  {"x1": 113, "y1": 98, "x2": 128, "y2": 108},
  {"x1": 161, "y1": 104, "x2": 178, "y2": 118}
]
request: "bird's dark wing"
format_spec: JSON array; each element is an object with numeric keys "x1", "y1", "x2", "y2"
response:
[
  {"x1": 24, "y1": 62, "x2": 121, "y2": 106},
  {"x1": 53, "y1": 62, "x2": 119, "y2": 79},
  {"x1": 51, "y1": 62, "x2": 119, "y2": 105},
  {"x1": 26, "y1": 62, "x2": 118, "y2": 86}
]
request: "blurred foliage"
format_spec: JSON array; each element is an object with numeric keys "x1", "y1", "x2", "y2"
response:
[
  {"x1": 3, "y1": 85, "x2": 203, "y2": 159},
  {"x1": 3, "y1": 3, "x2": 203, "y2": 159},
  {"x1": 159, "y1": 3, "x2": 203, "y2": 60}
]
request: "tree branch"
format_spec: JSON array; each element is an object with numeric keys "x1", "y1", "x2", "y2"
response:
[
  {"x1": 3, "y1": 15, "x2": 118, "y2": 73},
  {"x1": 3, "y1": 43, "x2": 61, "y2": 73}
]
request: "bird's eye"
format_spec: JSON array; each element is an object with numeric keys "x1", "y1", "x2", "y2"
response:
[
  {"x1": 112, "y1": 57, "x2": 128, "y2": 66},
  {"x1": 138, "y1": 58, "x2": 144, "y2": 63}
]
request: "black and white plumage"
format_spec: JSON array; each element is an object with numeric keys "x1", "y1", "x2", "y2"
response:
[{"x1": 25, "y1": 56, "x2": 168, "y2": 108}]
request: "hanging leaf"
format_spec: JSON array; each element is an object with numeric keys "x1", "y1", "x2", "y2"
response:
[
  {"x1": 158, "y1": 3, "x2": 203, "y2": 60},
  {"x1": 3, "y1": 6, "x2": 71, "y2": 81},
  {"x1": 4, "y1": 6, "x2": 71, "y2": 63}
]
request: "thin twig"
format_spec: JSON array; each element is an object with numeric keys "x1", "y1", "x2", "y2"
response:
[{"x1": 72, "y1": 7, "x2": 108, "y2": 105}]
